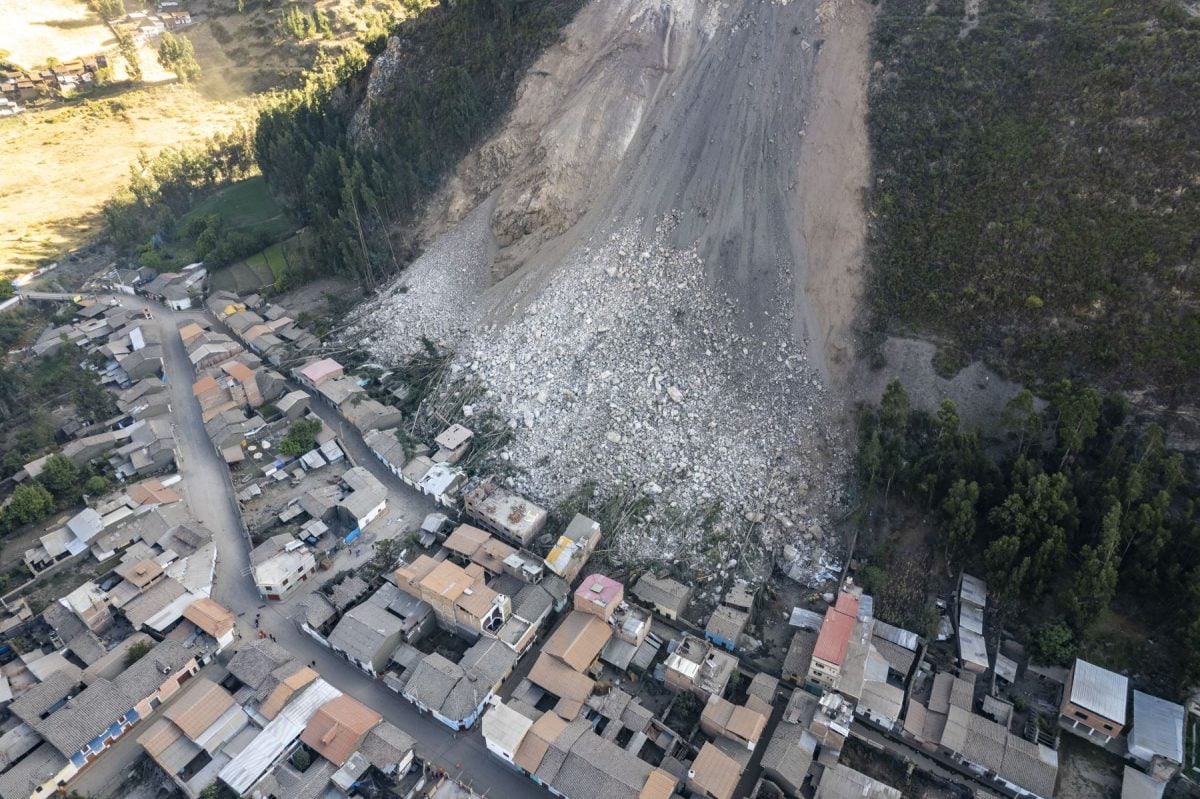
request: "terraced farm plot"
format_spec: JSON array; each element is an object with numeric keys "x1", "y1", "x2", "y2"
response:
[{"x1": 210, "y1": 237, "x2": 303, "y2": 294}]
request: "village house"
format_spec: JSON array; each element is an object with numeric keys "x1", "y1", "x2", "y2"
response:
[
  {"x1": 543, "y1": 513, "x2": 602, "y2": 583},
  {"x1": 903, "y1": 671, "x2": 1058, "y2": 798},
  {"x1": 480, "y1": 702, "x2": 679, "y2": 799},
  {"x1": 432, "y1": 424, "x2": 473, "y2": 463},
  {"x1": 327, "y1": 583, "x2": 421, "y2": 677},
  {"x1": 182, "y1": 598, "x2": 237, "y2": 653},
  {"x1": 1128, "y1": 690, "x2": 1185, "y2": 778},
  {"x1": 5, "y1": 639, "x2": 200, "y2": 795},
  {"x1": 958, "y1": 573, "x2": 989, "y2": 674},
  {"x1": 297, "y1": 358, "x2": 344, "y2": 389},
  {"x1": 503, "y1": 549, "x2": 548, "y2": 585},
  {"x1": 206, "y1": 290, "x2": 246, "y2": 319},
  {"x1": 759, "y1": 689, "x2": 819, "y2": 796},
  {"x1": 443, "y1": 524, "x2": 517, "y2": 577},
  {"x1": 463, "y1": 477, "x2": 548, "y2": 547},
  {"x1": 597, "y1": 596, "x2": 653, "y2": 674},
  {"x1": 631, "y1": 572, "x2": 692, "y2": 620},
  {"x1": 700, "y1": 695, "x2": 768, "y2": 751},
  {"x1": 807, "y1": 593, "x2": 859, "y2": 691},
  {"x1": 299, "y1": 695, "x2": 382, "y2": 766},
  {"x1": 137, "y1": 677, "x2": 251, "y2": 798},
  {"x1": 398, "y1": 638, "x2": 518, "y2": 730},
  {"x1": 816, "y1": 764, "x2": 902, "y2": 799},
  {"x1": 704, "y1": 605, "x2": 749, "y2": 653},
  {"x1": 524, "y1": 611, "x2": 612, "y2": 721},
  {"x1": 187, "y1": 332, "x2": 243, "y2": 371},
  {"x1": 572, "y1": 573, "x2": 623, "y2": 621},
  {"x1": 687, "y1": 741, "x2": 742, "y2": 799},
  {"x1": 336, "y1": 466, "x2": 387, "y2": 534},
  {"x1": 274, "y1": 390, "x2": 310, "y2": 420},
  {"x1": 782, "y1": 628, "x2": 818, "y2": 685},
  {"x1": 393, "y1": 556, "x2": 510, "y2": 639},
  {"x1": 1060, "y1": 658, "x2": 1129, "y2": 742},
  {"x1": 251, "y1": 533, "x2": 316, "y2": 601},
  {"x1": 217, "y1": 675, "x2": 344, "y2": 794},
  {"x1": 664, "y1": 634, "x2": 738, "y2": 700},
  {"x1": 341, "y1": 397, "x2": 404, "y2": 434},
  {"x1": 363, "y1": 427, "x2": 407, "y2": 477}
]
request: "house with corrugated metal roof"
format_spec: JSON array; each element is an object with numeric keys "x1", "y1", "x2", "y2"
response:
[{"x1": 1061, "y1": 658, "x2": 1129, "y2": 742}]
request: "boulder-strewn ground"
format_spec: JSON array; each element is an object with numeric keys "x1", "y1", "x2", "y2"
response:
[{"x1": 348, "y1": 0, "x2": 874, "y2": 583}]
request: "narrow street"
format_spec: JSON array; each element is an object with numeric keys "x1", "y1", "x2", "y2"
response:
[{"x1": 99, "y1": 295, "x2": 547, "y2": 799}]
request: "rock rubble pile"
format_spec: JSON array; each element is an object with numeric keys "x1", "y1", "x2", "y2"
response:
[{"x1": 353, "y1": 216, "x2": 848, "y2": 581}]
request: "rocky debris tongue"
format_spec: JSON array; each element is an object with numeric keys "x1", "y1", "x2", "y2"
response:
[{"x1": 352, "y1": 216, "x2": 848, "y2": 581}]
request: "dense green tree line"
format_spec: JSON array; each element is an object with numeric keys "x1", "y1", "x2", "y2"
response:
[
  {"x1": 0, "y1": 341, "x2": 117, "y2": 463},
  {"x1": 858, "y1": 381, "x2": 1200, "y2": 691},
  {"x1": 254, "y1": 0, "x2": 585, "y2": 289},
  {"x1": 867, "y1": 0, "x2": 1200, "y2": 393},
  {"x1": 103, "y1": 125, "x2": 257, "y2": 252}
]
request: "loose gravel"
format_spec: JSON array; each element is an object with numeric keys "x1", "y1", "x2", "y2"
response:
[{"x1": 352, "y1": 215, "x2": 848, "y2": 583}]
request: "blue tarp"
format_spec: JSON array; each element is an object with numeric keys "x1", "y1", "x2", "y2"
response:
[{"x1": 344, "y1": 527, "x2": 361, "y2": 544}]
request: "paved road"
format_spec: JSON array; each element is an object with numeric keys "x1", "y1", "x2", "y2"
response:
[{"x1": 100, "y1": 295, "x2": 544, "y2": 799}]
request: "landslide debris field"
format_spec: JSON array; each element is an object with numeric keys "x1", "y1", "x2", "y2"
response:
[{"x1": 348, "y1": 0, "x2": 870, "y2": 581}]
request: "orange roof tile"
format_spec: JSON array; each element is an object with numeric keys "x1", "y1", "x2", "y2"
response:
[
  {"x1": 528, "y1": 653, "x2": 595, "y2": 705},
  {"x1": 727, "y1": 706, "x2": 766, "y2": 743},
  {"x1": 813, "y1": 605, "x2": 857, "y2": 667},
  {"x1": 178, "y1": 322, "x2": 204, "y2": 343},
  {"x1": 443, "y1": 524, "x2": 490, "y2": 557},
  {"x1": 420, "y1": 559, "x2": 475, "y2": 600},
  {"x1": 513, "y1": 711, "x2": 567, "y2": 773},
  {"x1": 128, "y1": 479, "x2": 180, "y2": 506},
  {"x1": 300, "y1": 695, "x2": 382, "y2": 766},
  {"x1": 690, "y1": 742, "x2": 741, "y2": 799},
  {"x1": 183, "y1": 597, "x2": 235, "y2": 638},
  {"x1": 163, "y1": 677, "x2": 236, "y2": 739},
  {"x1": 223, "y1": 361, "x2": 255, "y2": 383},
  {"x1": 455, "y1": 582, "x2": 500, "y2": 619},
  {"x1": 138, "y1": 717, "x2": 183, "y2": 756},
  {"x1": 192, "y1": 375, "x2": 219, "y2": 396},
  {"x1": 640, "y1": 769, "x2": 678, "y2": 799},
  {"x1": 542, "y1": 611, "x2": 612, "y2": 672},
  {"x1": 260, "y1": 667, "x2": 318, "y2": 720},
  {"x1": 394, "y1": 555, "x2": 440, "y2": 594},
  {"x1": 835, "y1": 592, "x2": 860, "y2": 616}
]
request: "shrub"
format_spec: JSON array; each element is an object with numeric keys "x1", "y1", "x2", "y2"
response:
[
  {"x1": 1031, "y1": 622, "x2": 1075, "y2": 666},
  {"x1": 279, "y1": 418, "x2": 321, "y2": 456}
]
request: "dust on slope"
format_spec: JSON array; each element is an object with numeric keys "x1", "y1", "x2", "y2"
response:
[
  {"x1": 428, "y1": 0, "x2": 872, "y2": 386},
  {"x1": 352, "y1": 0, "x2": 874, "y2": 579}
]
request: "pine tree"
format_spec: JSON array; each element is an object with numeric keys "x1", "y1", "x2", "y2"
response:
[{"x1": 941, "y1": 478, "x2": 979, "y2": 567}]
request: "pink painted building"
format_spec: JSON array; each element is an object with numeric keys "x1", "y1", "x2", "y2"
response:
[
  {"x1": 573, "y1": 573, "x2": 624, "y2": 621},
  {"x1": 297, "y1": 358, "x2": 344, "y2": 388}
]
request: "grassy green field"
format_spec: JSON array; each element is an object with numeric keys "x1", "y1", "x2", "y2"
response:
[
  {"x1": 209, "y1": 235, "x2": 306, "y2": 294},
  {"x1": 182, "y1": 176, "x2": 292, "y2": 240}
]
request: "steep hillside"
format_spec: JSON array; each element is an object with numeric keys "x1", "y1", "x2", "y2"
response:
[
  {"x1": 347, "y1": 0, "x2": 875, "y2": 578},
  {"x1": 866, "y1": 0, "x2": 1200, "y2": 397}
]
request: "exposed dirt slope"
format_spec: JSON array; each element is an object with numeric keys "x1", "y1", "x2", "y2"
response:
[
  {"x1": 352, "y1": 0, "x2": 873, "y2": 580},
  {"x1": 431, "y1": 0, "x2": 870, "y2": 384}
]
